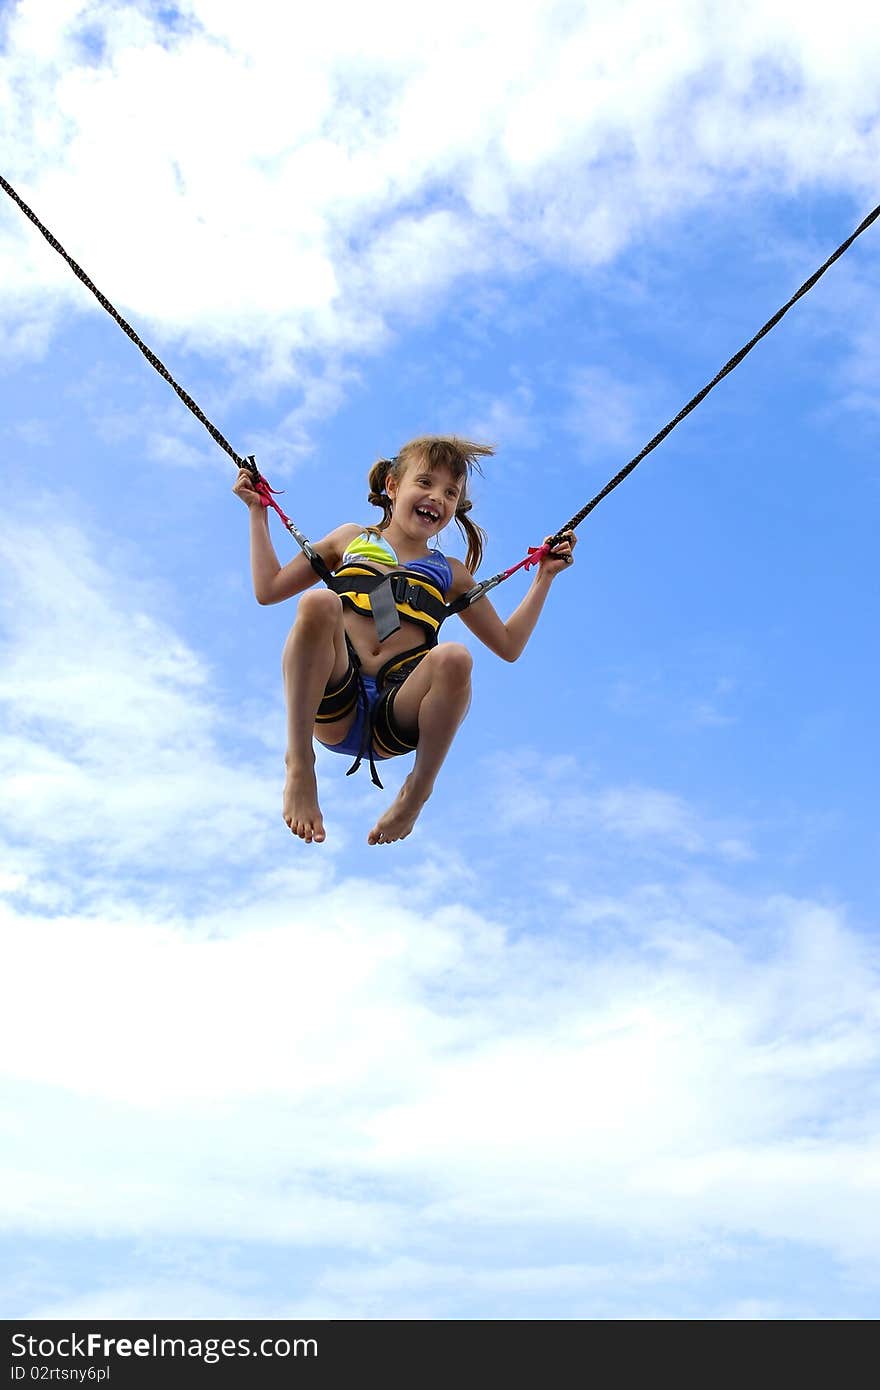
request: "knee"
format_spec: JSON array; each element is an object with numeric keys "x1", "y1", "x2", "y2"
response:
[
  {"x1": 293, "y1": 587, "x2": 343, "y2": 630},
  {"x1": 432, "y1": 642, "x2": 473, "y2": 688}
]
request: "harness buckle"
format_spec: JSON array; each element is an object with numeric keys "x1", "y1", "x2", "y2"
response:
[{"x1": 391, "y1": 575, "x2": 424, "y2": 611}]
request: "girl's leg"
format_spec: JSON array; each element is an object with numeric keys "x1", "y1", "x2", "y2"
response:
[
  {"x1": 282, "y1": 588, "x2": 352, "y2": 842},
  {"x1": 367, "y1": 643, "x2": 472, "y2": 845}
]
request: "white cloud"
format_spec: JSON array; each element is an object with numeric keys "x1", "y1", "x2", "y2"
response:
[
  {"x1": 0, "y1": 507, "x2": 285, "y2": 888},
  {"x1": 464, "y1": 383, "x2": 541, "y2": 450},
  {"x1": 0, "y1": 304, "x2": 63, "y2": 364},
  {"x1": 2, "y1": 0, "x2": 878, "y2": 393},
  {"x1": 2, "y1": 498, "x2": 879, "y2": 1317},
  {"x1": 606, "y1": 661, "x2": 751, "y2": 737},
  {"x1": 2, "y1": 874, "x2": 879, "y2": 1282},
  {"x1": 485, "y1": 749, "x2": 753, "y2": 860},
  {"x1": 564, "y1": 364, "x2": 646, "y2": 457},
  {"x1": 245, "y1": 361, "x2": 366, "y2": 469},
  {"x1": 27, "y1": 1282, "x2": 281, "y2": 1321}
]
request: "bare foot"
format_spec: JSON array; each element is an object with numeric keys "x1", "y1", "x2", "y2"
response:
[
  {"x1": 283, "y1": 760, "x2": 326, "y2": 843},
  {"x1": 367, "y1": 774, "x2": 430, "y2": 845}
]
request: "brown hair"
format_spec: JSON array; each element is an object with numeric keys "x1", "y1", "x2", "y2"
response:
[{"x1": 366, "y1": 435, "x2": 493, "y2": 574}]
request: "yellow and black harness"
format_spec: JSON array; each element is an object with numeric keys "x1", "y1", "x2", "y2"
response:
[
  {"x1": 328, "y1": 559, "x2": 449, "y2": 682},
  {"x1": 320, "y1": 557, "x2": 458, "y2": 785}
]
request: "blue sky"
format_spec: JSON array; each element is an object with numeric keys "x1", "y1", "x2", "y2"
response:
[{"x1": 1, "y1": 0, "x2": 879, "y2": 1320}]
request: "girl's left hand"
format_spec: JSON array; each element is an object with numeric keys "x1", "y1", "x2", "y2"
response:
[{"x1": 540, "y1": 530, "x2": 576, "y2": 576}]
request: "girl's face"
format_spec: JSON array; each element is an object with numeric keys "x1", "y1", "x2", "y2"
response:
[{"x1": 387, "y1": 459, "x2": 463, "y2": 538}]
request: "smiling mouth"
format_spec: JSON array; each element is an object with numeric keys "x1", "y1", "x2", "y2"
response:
[{"x1": 415, "y1": 506, "x2": 440, "y2": 523}]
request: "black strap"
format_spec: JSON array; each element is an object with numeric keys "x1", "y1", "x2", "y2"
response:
[
  {"x1": 328, "y1": 566, "x2": 448, "y2": 635},
  {"x1": 343, "y1": 691, "x2": 384, "y2": 788},
  {"x1": 390, "y1": 574, "x2": 437, "y2": 614},
  {"x1": 334, "y1": 640, "x2": 384, "y2": 789}
]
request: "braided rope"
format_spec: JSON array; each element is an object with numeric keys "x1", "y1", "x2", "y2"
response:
[
  {"x1": 555, "y1": 199, "x2": 880, "y2": 538},
  {"x1": 3, "y1": 173, "x2": 877, "y2": 555},
  {"x1": 0, "y1": 173, "x2": 247, "y2": 471}
]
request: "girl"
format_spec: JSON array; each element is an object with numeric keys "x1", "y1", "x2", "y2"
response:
[{"x1": 233, "y1": 435, "x2": 575, "y2": 845}]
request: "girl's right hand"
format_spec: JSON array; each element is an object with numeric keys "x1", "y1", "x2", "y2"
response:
[{"x1": 232, "y1": 468, "x2": 264, "y2": 509}]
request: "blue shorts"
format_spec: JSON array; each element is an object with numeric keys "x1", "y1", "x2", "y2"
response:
[
  {"x1": 323, "y1": 672, "x2": 381, "y2": 759},
  {"x1": 314, "y1": 658, "x2": 418, "y2": 762}
]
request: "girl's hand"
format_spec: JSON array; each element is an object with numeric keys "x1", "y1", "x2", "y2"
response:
[
  {"x1": 233, "y1": 468, "x2": 264, "y2": 510},
  {"x1": 540, "y1": 530, "x2": 576, "y2": 577}
]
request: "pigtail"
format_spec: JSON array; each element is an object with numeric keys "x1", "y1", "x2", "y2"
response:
[
  {"x1": 454, "y1": 499, "x2": 487, "y2": 575},
  {"x1": 367, "y1": 457, "x2": 396, "y2": 530}
]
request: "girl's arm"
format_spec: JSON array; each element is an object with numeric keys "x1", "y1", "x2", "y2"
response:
[
  {"x1": 451, "y1": 534, "x2": 576, "y2": 662},
  {"x1": 233, "y1": 469, "x2": 360, "y2": 605}
]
